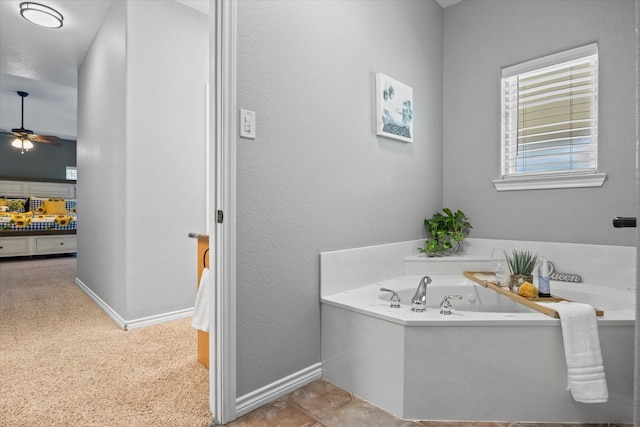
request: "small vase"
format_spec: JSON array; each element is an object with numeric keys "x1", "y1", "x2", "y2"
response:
[
  {"x1": 427, "y1": 241, "x2": 461, "y2": 257},
  {"x1": 510, "y1": 274, "x2": 533, "y2": 289}
]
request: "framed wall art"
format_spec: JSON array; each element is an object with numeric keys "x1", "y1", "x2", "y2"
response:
[{"x1": 375, "y1": 73, "x2": 413, "y2": 143}]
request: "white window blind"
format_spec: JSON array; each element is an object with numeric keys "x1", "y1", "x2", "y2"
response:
[{"x1": 500, "y1": 43, "x2": 598, "y2": 180}]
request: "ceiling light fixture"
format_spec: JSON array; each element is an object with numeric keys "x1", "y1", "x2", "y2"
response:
[
  {"x1": 19, "y1": 2, "x2": 64, "y2": 28},
  {"x1": 11, "y1": 138, "x2": 34, "y2": 155}
]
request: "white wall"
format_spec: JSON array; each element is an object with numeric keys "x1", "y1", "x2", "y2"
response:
[
  {"x1": 77, "y1": 0, "x2": 207, "y2": 323},
  {"x1": 443, "y1": 0, "x2": 637, "y2": 247},
  {"x1": 236, "y1": 0, "x2": 443, "y2": 397},
  {"x1": 77, "y1": 0, "x2": 127, "y2": 315},
  {"x1": 124, "y1": 1, "x2": 208, "y2": 319}
]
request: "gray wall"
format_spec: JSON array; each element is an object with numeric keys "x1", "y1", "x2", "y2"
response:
[
  {"x1": 443, "y1": 0, "x2": 637, "y2": 247},
  {"x1": 77, "y1": 0, "x2": 207, "y2": 323},
  {"x1": 0, "y1": 134, "x2": 76, "y2": 181},
  {"x1": 236, "y1": 0, "x2": 443, "y2": 397},
  {"x1": 77, "y1": 0, "x2": 127, "y2": 316},
  {"x1": 122, "y1": 1, "x2": 207, "y2": 320}
]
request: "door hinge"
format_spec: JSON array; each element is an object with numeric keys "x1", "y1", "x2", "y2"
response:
[{"x1": 217, "y1": 210, "x2": 224, "y2": 224}]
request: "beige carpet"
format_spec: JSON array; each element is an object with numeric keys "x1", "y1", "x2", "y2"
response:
[{"x1": 0, "y1": 256, "x2": 211, "y2": 427}]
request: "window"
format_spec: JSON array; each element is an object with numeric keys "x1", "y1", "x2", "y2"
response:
[
  {"x1": 66, "y1": 166, "x2": 77, "y2": 181},
  {"x1": 494, "y1": 43, "x2": 606, "y2": 191}
]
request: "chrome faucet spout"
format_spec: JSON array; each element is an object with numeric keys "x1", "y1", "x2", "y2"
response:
[{"x1": 411, "y1": 275, "x2": 432, "y2": 312}]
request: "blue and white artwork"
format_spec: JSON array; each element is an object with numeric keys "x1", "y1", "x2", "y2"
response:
[{"x1": 376, "y1": 73, "x2": 413, "y2": 143}]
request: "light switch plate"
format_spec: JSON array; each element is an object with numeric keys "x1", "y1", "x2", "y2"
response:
[{"x1": 240, "y1": 109, "x2": 256, "y2": 139}]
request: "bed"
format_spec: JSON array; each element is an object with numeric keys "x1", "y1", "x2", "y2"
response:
[{"x1": 0, "y1": 179, "x2": 77, "y2": 257}]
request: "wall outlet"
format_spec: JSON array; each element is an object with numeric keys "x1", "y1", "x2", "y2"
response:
[{"x1": 240, "y1": 109, "x2": 256, "y2": 139}]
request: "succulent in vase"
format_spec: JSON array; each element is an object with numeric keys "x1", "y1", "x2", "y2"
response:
[
  {"x1": 418, "y1": 208, "x2": 472, "y2": 257},
  {"x1": 504, "y1": 249, "x2": 539, "y2": 286}
]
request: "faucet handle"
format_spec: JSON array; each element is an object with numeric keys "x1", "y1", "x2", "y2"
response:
[
  {"x1": 380, "y1": 287, "x2": 401, "y2": 308},
  {"x1": 440, "y1": 295, "x2": 463, "y2": 315}
]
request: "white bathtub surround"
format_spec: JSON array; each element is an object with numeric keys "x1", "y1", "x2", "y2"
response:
[
  {"x1": 320, "y1": 239, "x2": 636, "y2": 423},
  {"x1": 320, "y1": 237, "x2": 636, "y2": 294},
  {"x1": 322, "y1": 276, "x2": 634, "y2": 325},
  {"x1": 410, "y1": 238, "x2": 636, "y2": 290},
  {"x1": 320, "y1": 239, "x2": 425, "y2": 298}
]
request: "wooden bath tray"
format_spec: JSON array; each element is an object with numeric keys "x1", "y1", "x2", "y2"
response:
[{"x1": 463, "y1": 271, "x2": 604, "y2": 318}]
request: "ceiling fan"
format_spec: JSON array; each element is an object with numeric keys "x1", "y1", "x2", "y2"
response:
[{"x1": 1, "y1": 91, "x2": 62, "y2": 154}]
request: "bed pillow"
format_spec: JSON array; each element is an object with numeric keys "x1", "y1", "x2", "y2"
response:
[
  {"x1": 28, "y1": 197, "x2": 76, "y2": 215},
  {"x1": 0, "y1": 198, "x2": 27, "y2": 213},
  {"x1": 43, "y1": 199, "x2": 68, "y2": 215},
  {"x1": 29, "y1": 196, "x2": 48, "y2": 214},
  {"x1": 29, "y1": 196, "x2": 45, "y2": 213}
]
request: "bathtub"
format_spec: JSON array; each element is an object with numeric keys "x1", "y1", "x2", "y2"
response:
[{"x1": 321, "y1": 275, "x2": 635, "y2": 423}]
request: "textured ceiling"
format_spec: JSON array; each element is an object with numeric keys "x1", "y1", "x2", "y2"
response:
[
  {"x1": 0, "y1": 0, "x2": 114, "y2": 139},
  {"x1": 0, "y1": 0, "x2": 207, "y2": 140},
  {"x1": 0, "y1": 0, "x2": 455, "y2": 141}
]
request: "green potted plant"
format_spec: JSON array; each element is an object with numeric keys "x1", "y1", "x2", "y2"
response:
[
  {"x1": 504, "y1": 249, "x2": 539, "y2": 288},
  {"x1": 418, "y1": 208, "x2": 472, "y2": 257}
]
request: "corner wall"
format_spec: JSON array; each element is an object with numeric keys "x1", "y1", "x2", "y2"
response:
[
  {"x1": 77, "y1": 1, "x2": 207, "y2": 324},
  {"x1": 77, "y1": 0, "x2": 127, "y2": 316},
  {"x1": 236, "y1": 0, "x2": 443, "y2": 398},
  {"x1": 124, "y1": 0, "x2": 208, "y2": 320},
  {"x1": 443, "y1": 0, "x2": 637, "y2": 247}
]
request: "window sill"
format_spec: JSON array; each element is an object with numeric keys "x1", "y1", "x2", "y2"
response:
[{"x1": 493, "y1": 173, "x2": 607, "y2": 191}]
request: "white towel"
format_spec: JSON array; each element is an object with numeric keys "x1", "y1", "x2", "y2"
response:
[
  {"x1": 192, "y1": 268, "x2": 210, "y2": 332},
  {"x1": 539, "y1": 301, "x2": 608, "y2": 403}
]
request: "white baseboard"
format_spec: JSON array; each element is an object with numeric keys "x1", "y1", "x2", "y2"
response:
[
  {"x1": 235, "y1": 363, "x2": 323, "y2": 418},
  {"x1": 74, "y1": 278, "x2": 194, "y2": 330},
  {"x1": 123, "y1": 308, "x2": 194, "y2": 330}
]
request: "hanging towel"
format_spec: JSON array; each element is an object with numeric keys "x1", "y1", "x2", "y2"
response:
[
  {"x1": 192, "y1": 268, "x2": 210, "y2": 332},
  {"x1": 538, "y1": 301, "x2": 608, "y2": 403}
]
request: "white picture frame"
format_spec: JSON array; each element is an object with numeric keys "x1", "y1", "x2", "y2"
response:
[{"x1": 375, "y1": 73, "x2": 413, "y2": 143}]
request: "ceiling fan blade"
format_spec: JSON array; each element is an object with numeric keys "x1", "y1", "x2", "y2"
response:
[
  {"x1": 6, "y1": 92, "x2": 65, "y2": 148},
  {"x1": 0, "y1": 129, "x2": 22, "y2": 138},
  {"x1": 29, "y1": 134, "x2": 62, "y2": 146}
]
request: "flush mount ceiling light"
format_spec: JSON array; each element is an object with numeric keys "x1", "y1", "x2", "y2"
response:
[{"x1": 20, "y1": 2, "x2": 64, "y2": 28}]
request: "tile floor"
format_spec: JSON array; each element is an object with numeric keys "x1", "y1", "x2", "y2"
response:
[{"x1": 224, "y1": 379, "x2": 631, "y2": 427}]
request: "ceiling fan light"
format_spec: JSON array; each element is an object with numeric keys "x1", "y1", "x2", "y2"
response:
[
  {"x1": 11, "y1": 138, "x2": 34, "y2": 150},
  {"x1": 20, "y1": 2, "x2": 63, "y2": 28}
]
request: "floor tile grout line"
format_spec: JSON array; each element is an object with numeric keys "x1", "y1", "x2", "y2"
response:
[
  {"x1": 314, "y1": 397, "x2": 360, "y2": 424},
  {"x1": 282, "y1": 397, "x2": 322, "y2": 424},
  {"x1": 284, "y1": 387, "x2": 356, "y2": 424}
]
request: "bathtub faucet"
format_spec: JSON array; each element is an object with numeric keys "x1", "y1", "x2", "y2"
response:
[
  {"x1": 440, "y1": 295, "x2": 463, "y2": 315},
  {"x1": 411, "y1": 275, "x2": 432, "y2": 312},
  {"x1": 380, "y1": 287, "x2": 401, "y2": 308}
]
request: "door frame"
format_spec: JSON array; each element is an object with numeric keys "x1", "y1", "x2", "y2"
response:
[{"x1": 210, "y1": 0, "x2": 237, "y2": 424}]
